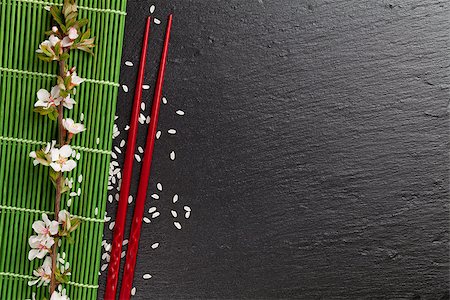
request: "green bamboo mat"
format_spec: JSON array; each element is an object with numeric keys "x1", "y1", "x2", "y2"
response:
[{"x1": 0, "y1": 0, "x2": 127, "y2": 298}]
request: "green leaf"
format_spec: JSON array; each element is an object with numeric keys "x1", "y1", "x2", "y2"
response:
[
  {"x1": 57, "y1": 76, "x2": 65, "y2": 86},
  {"x1": 55, "y1": 272, "x2": 69, "y2": 284},
  {"x1": 60, "y1": 89, "x2": 69, "y2": 98},
  {"x1": 77, "y1": 18, "x2": 89, "y2": 29},
  {"x1": 60, "y1": 52, "x2": 70, "y2": 61},
  {"x1": 50, "y1": 6, "x2": 65, "y2": 28},
  {"x1": 54, "y1": 42, "x2": 61, "y2": 56},
  {"x1": 61, "y1": 185, "x2": 70, "y2": 194},
  {"x1": 81, "y1": 28, "x2": 91, "y2": 41},
  {"x1": 70, "y1": 218, "x2": 82, "y2": 232},
  {"x1": 33, "y1": 106, "x2": 58, "y2": 120},
  {"x1": 49, "y1": 168, "x2": 59, "y2": 181},
  {"x1": 37, "y1": 54, "x2": 54, "y2": 62},
  {"x1": 48, "y1": 108, "x2": 59, "y2": 121},
  {"x1": 76, "y1": 46, "x2": 94, "y2": 56},
  {"x1": 66, "y1": 233, "x2": 75, "y2": 244}
]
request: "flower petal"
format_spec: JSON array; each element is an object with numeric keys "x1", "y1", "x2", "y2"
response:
[
  {"x1": 28, "y1": 249, "x2": 39, "y2": 261},
  {"x1": 32, "y1": 221, "x2": 46, "y2": 235},
  {"x1": 50, "y1": 86, "x2": 61, "y2": 99},
  {"x1": 59, "y1": 145, "x2": 72, "y2": 158},
  {"x1": 49, "y1": 221, "x2": 59, "y2": 235},
  {"x1": 50, "y1": 163, "x2": 61, "y2": 172},
  {"x1": 37, "y1": 89, "x2": 50, "y2": 102},
  {"x1": 61, "y1": 160, "x2": 77, "y2": 172}
]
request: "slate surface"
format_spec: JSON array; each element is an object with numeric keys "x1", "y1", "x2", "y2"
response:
[{"x1": 98, "y1": 0, "x2": 450, "y2": 299}]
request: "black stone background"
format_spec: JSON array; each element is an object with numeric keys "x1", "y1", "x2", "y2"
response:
[{"x1": 98, "y1": 0, "x2": 450, "y2": 299}]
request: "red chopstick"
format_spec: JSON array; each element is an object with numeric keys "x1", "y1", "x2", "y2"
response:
[
  {"x1": 119, "y1": 14, "x2": 173, "y2": 300},
  {"x1": 104, "y1": 16, "x2": 152, "y2": 300}
]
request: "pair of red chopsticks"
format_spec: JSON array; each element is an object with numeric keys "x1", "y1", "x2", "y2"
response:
[{"x1": 104, "y1": 14, "x2": 173, "y2": 300}]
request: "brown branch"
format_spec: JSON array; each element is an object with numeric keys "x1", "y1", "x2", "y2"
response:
[{"x1": 49, "y1": 57, "x2": 67, "y2": 295}]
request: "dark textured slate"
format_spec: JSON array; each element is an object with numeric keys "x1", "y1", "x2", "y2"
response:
[{"x1": 98, "y1": 0, "x2": 450, "y2": 299}]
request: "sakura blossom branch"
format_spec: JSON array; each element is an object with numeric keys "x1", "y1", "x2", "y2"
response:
[{"x1": 27, "y1": 0, "x2": 95, "y2": 299}]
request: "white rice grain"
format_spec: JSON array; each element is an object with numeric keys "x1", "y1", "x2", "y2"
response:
[
  {"x1": 168, "y1": 129, "x2": 176, "y2": 134},
  {"x1": 125, "y1": 61, "x2": 134, "y2": 66},
  {"x1": 151, "y1": 243, "x2": 159, "y2": 249},
  {"x1": 143, "y1": 217, "x2": 151, "y2": 223},
  {"x1": 162, "y1": 97, "x2": 167, "y2": 104},
  {"x1": 151, "y1": 212, "x2": 160, "y2": 218},
  {"x1": 148, "y1": 207, "x2": 157, "y2": 213},
  {"x1": 149, "y1": 5, "x2": 155, "y2": 13},
  {"x1": 154, "y1": 18, "x2": 161, "y2": 24},
  {"x1": 135, "y1": 154, "x2": 141, "y2": 162},
  {"x1": 128, "y1": 195, "x2": 133, "y2": 204},
  {"x1": 109, "y1": 221, "x2": 115, "y2": 230},
  {"x1": 151, "y1": 194, "x2": 159, "y2": 199},
  {"x1": 157, "y1": 182, "x2": 163, "y2": 191},
  {"x1": 172, "y1": 194, "x2": 178, "y2": 203},
  {"x1": 176, "y1": 110, "x2": 185, "y2": 116},
  {"x1": 171, "y1": 210, "x2": 177, "y2": 218},
  {"x1": 174, "y1": 222, "x2": 182, "y2": 230},
  {"x1": 122, "y1": 85, "x2": 129, "y2": 92},
  {"x1": 156, "y1": 131, "x2": 161, "y2": 139},
  {"x1": 143, "y1": 274, "x2": 152, "y2": 279},
  {"x1": 184, "y1": 206, "x2": 191, "y2": 212},
  {"x1": 170, "y1": 151, "x2": 175, "y2": 160}
]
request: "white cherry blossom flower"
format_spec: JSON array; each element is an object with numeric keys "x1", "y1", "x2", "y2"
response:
[
  {"x1": 70, "y1": 72, "x2": 84, "y2": 87},
  {"x1": 28, "y1": 256, "x2": 52, "y2": 287},
  {"x1": 32, "y1": 213, "x2": 58, "y2": 237},
  {"x1": 50, "y1": 145, "x2": 77, "y2": 172},
  {"x1": 28, "y1": 235, "x2": 54, "y2": 260},
  {"x1": 36, "y1": 40, "x2": 56, "y2": 59},
  {"x1": 68, "y1": 27, "x2": 79, "y2": 40},
  {"x1": 62, "y1": 118, "x2": 85, "y2": 134},
  {"x1": 62, "y1": 95, "x2": 76, "y2": 109},
  {"x1": 58, "y1": 210, "x2": 71, "y2": 232},
  {"x1": 61, "y1": 37, "x2": 73, "y2": 48},
  {"x1": 49, "y1": 35, "x2": 60, "y2": 47},
  {"x1": 29, "y1": 140, "x2": 56, "y2": 166},
  {"x1": 61, "y1": 28, "x2": 79, "y2": 48},
  {"x1": 50, "y1": 289, "x2": 70, "y2": 300},
  {"x1": 35, "y1": 86, "x2": 62, "y2": 109}
]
